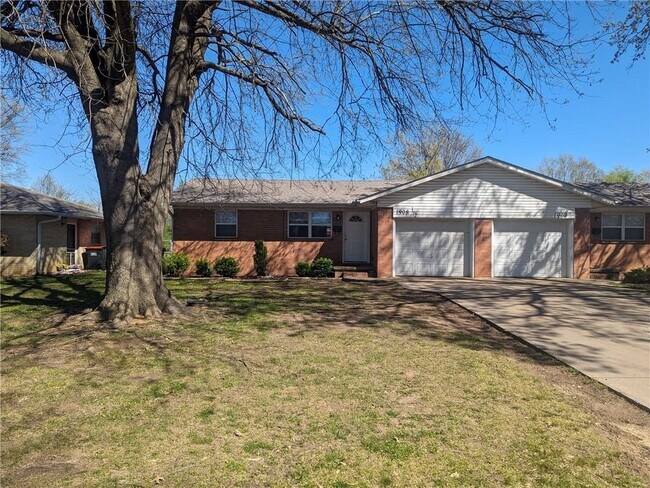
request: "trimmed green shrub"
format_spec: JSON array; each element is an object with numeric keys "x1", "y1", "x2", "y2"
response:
[
  {"x1": 310, "y1": 257, "x2": 334, "y2": 278},
  {"x1": 254, "y1": 239, "x2": 269, "y2": 276},
  {"x1": 295, "y1": 261, "x2": 311, "y2": 277},
  {"x1": 215, "y1": 256, "x2": 240, "y2": 278},
  {"x1": 162, "y1": 252, "x2": 190, "y2": 277},
  {"x1": 195, "y1": 258, "x2": 212, "y2": 277},
  {"x1": 622, "y1": 267, "x2": 650, "y2": 284}
]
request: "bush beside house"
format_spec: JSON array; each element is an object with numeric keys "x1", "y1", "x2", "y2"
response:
[
  {"x1": 622, "y1": 267, "x2": 650, "y2": 284},
  {"x1": 254, "y1": 240, "x2": 269, "y2": 276},
  {"x1": 195, "y1": 258, "x2": 212, "y2": 277},
  {"x1": 310, "y1": 257, "x2": 334, "y2": 277},
  {"x1": 295, "y1": 262, "x2": 311, "y2": 277},
  {"x1": 215, "y1": 257, "x2": 240, "y2": 277},
  {"x1": 295, "y1": 258, "x2": 334, "y2": 278},
  {"x1": 162, "y1": 252, "x2": 190, "y2": 277}
]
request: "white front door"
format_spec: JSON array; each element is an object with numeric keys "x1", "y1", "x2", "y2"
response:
[{"x1": 344, "y1": 211, "x2": 370, "y2": 262}]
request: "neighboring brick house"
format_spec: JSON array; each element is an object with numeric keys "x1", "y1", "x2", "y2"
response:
[
  {"x1": 0, "y1": 183, "x2": 105, "y2": 277},
  {"x1": 172, "y1": 157, "x2": 649, "y2": 279}
]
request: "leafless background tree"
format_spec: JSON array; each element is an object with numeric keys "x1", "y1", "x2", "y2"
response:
[
  {"x1": 0, "y1": 0, "x2": 609, "y2": 321},
  {"x1": 31, "y1": 172, "x2": 74, "y2": 199},
  {"x1": 381, "y1": 126, "x2": 481, "y2": 181},
  {"x1": 0, "y1": 93, "x2": 27, "y2": 182},
  {"x1": 538, "y1": 154, "x2": 605, "y2": 183},
  {"x1": 538, "y1": 154, "x2": 650, "y2": 183}
]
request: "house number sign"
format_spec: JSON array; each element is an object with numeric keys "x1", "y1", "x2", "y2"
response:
[
  {"x1": 394, "y1": 207, "x2": 418, "y2": 217},
  {"x1": 553, "y1": 211, "x2": 569, "y2": 218}
]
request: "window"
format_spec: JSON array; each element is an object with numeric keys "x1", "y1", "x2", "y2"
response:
[
  {"x1": 349, "y1": 215, "x2": 363, "y2": 222},
  {"x1": 90, "y1": 222, "x2": 101, "y2": 244},
  {"x1": 215, "y1": 210, "x2": 237, "y2": 237},
  {"x1": 288, "y1": 211, "x2": 332, "y2": 238},
  {"x1": 602, "y1": 213, "x2": 645, "y2": 241}
]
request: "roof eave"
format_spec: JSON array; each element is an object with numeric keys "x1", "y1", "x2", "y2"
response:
[
  {"x1": 171, "y1": 200, "x2": 374, "y2": 208},
  {"x1": 0, "y1": 210, "x2": 103, "y2": 219}
]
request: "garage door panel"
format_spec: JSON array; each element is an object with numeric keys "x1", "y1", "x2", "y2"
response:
[
  {"x1": 493, "y1": 220, "x2": 566, "y2": 278},
  {"x1": 395, "y1": 220, "x2": 469, "y2": 277}
]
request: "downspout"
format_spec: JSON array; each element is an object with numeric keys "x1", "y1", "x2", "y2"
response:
[{"x1": 36, "y1": 215, "x2": 62, "y2": 274}]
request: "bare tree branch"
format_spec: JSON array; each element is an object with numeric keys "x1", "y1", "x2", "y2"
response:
[{"x1": 0, "y1": 27, "x2": 72, "y2": 72}]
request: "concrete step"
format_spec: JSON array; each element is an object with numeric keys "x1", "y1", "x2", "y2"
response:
[
  {"x1": 334, "y1": 264, "x2": 374, "y2": 272},
  {"x1": 333, "y1": 264, "x2": 376, "y2": 279},
  {"x1": 337, "y1": 270, "x2": 376, "y2": 279}
]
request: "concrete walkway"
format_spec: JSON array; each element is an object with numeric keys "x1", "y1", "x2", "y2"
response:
[{"x1": 402, "y1": 278, "x2": 650, "y2": 409}]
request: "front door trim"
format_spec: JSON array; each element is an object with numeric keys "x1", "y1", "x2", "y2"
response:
[{"x1": 343, "y1": 211, "x2": 370, "y2": 263}]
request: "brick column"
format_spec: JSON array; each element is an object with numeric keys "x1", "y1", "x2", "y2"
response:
[
  {"x1": 474, "y1": 219, "x2": 492, "y2": 278},
  {"x1": 573, "y1": 208, "x2": 591, "y2": 279},
  {"x1": 376, "y1": 208, "x2": 393, "y2": 278}
]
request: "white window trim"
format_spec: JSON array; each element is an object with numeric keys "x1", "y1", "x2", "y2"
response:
[
  {"x1": 287, "y1": 210, "x2": 333, "y2": 239},
  {"x1": 215, "y1": 209, "x2": 238, "y2": 238},
  {"x1": 601, "y1": 212, "x2": 645, "y2": 242}
]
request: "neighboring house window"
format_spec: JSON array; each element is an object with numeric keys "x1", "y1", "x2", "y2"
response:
[
  {"x1": 288, "y1": 211, "x2": 332, "y2": 238},
  {"x1": 601, "y1": 213, "x2": 645, "y2": 241},
  {"x1": 215, "y1": 210, "x2": 237, "y2": 237},
  {"x1": 90, "y1": 222, "x2": 101, "y2": 245}
]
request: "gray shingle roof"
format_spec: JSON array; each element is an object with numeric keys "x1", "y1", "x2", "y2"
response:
[
  {"x1": 172, "y1": 176, "x2": 650, "y2": 208},
  {"x1": 574, "y1": 182, "x2": 650, "y2": 206},
  {"x1": 0, "y1": 182, "x2": 103, "y2": 219},
  {"x1": 172, "y1": 179, "x2": 405, "y2": 206}
]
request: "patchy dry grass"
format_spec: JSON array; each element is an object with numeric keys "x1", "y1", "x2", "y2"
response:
[{"x1": 1, "y1": 273, "x2": 648, "y2": 487}]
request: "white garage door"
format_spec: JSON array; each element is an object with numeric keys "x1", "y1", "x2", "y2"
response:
[
  {"x1": 395, "y1": 220, "x2": 470, "y2": 276},
  {"x1": 493, "y1": 220, "x2": 567, "y2": 278}
]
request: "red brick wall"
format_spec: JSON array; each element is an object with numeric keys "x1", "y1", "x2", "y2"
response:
[
  {"x1": 173, "y1": 207, "x2": 344, "y2": 275},
  {"x1": 375, "y1": 207, "x2": 393, "y2": 278},
  {"x1": 370, "y1": 208, "x2": 378, "y2": 269},
  {"x1": 77, "y1": 219, "x2": 105, "y2": 247},
  {"x1": 474, "y1": 219, "x2": 492, "y2": 278},
  {"x1": 587, "y1": 212, "x2": 650, "y2": 271},
  {"x1": 573, "y1": 208, "x2": 591, "y2": 279}
]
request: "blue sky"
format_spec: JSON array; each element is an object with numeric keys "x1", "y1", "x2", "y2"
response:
[{"x1": 13, "y1": 4, "x2": 650, "y2": 198}]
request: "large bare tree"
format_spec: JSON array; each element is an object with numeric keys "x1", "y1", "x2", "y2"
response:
[
  {"x1": 0, "y1": 93, "x2": 27, "y2": 182},
  {"x1": 538, "y1": 154, "x2": 605, "y2": 183},
  {"x1": 1, "y1": 0, "x2": 598, "y2": 321}
]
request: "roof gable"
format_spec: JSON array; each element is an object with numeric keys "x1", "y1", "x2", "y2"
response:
[
  {"x1": 358, "y1": 156, "x2": 616, "y2": 205},
  {"x1": 373, "y1": 163, "x2": 599, "y2": 219}
]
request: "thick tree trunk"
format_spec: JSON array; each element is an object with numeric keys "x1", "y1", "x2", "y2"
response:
[
  {"x1": 87, "y1": 75, "x2": 182, "y2": 322},
  {"x1": 86, "y1": 3, "x2": 213, "y2": 322},
  {"x1": 99, "y1": 191, "x2": 182, "y2": 321}
]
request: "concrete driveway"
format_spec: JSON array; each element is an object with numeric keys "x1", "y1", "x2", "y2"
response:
[{"x1": 401, "y1": 278, "x2": 650, "y2": 409}]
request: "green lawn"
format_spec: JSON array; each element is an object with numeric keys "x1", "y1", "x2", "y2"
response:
[{"x1": 1, "y1": 273, "x2": 648, "y2": 487}]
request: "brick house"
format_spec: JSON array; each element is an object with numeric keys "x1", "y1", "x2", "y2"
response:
[
  {"x1": 171, "y1": 157, "x2": 649, "y2": 279},
  {"x1": 0, "y1": 182, "x2": 105, "y2": 277}
]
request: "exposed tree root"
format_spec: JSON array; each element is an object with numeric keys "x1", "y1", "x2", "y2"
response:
[{"x1": 96, "y1": 290, "x2": 185, "y2": 327}]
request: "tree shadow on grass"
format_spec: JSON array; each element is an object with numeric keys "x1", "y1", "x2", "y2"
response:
[
  {"x1": 182, "y1": 279, "x2": 562, "y2": 370},
  {"x1": 1, "y1": 276, "x2": 561, "y2": 374},
  {"x1": 1, "y1": 274, "x2": 105, "y2": 350},
  {"x1": 1, "y1": 274, "x2": 104, "y2": 314}
]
